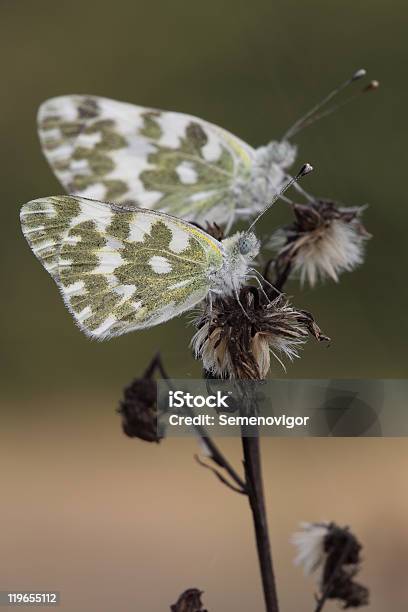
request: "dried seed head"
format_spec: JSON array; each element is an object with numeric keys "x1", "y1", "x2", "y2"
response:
[
  {"x1": 292, "y1": 522, "x2": 369, "y2": 609},
  {"x1": 192, "y1": 288, "x2": 329, "y2": 380},
  {"x1": 118, "y1": 376, "x2": 161, "y2": 443},
  {"x1": 170, "y1": 589, "x2": 207, "y2": 612},
  {"x1": 204, "y1": 221, "x2": 225, "y2": 241},
  {"x1": 269, "y1": 200, "x2": 371, "y2": 286}
]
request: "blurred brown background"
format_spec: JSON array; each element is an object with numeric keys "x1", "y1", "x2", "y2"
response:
[{"x1": 1, "y1": 0, "x2": 407, "y2": 610}]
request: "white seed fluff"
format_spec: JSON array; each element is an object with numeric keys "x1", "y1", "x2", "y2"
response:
[
  {"x1": 271, "y1": 217, "x2": 367, "y2": 286},
  {"x1": 292, "y1": 522, "x2": 329, "y2": 575}
]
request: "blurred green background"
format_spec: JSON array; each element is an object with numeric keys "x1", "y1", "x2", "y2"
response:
[{"x1": 1, "y1": 1, "x2": 408, "y2": 611}]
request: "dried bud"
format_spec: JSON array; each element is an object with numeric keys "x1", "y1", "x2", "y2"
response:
[
  {"x1": 292, "y1": 522, "x2": 369, "y2": 609},
  {"x1": 118, "y1": 376, "x2": 161, "y2": 443},
  {"x1": 191, "y1": 221, "x2": 225, "y2": 241},
  {"x1": 170, "y1": 588, "x2": 207, "y2": 612},
  {"x1": 204, "y1": 221, "x2": 225, "y2": 241},
  {"x1": 192, "y1": 288, "x2": 329, "y2": 380},
  {"x1": 269, "y1": 200, "x2": 371, "y2": 286}
]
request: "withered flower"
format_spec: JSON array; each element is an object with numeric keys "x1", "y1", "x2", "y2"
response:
[
  {"x1": 118, "y1": 359, "x2": 162, "y2": 443},
  {"x1": 203, "y1": 221, "x2": 225, "y2": 242},
  {"x1": 192, "y1": 287, "x2": 328, "y2": 380},
  {"x1": 292, "y1": 522, "x2": 369, "y2": 609},
  {"x1": 269, "y1": 200, "x2": 371, "y2": 286},
  {"x1": 170, "y1": 588, "x2": 207, "y2": 612}
]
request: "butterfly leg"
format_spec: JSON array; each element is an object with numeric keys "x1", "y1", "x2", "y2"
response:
[
  {"x1": 249, "y1": 267, "x2": 284, "y2": 298},
  {"x1": 248, "y1": 272, "x2": 272, "y2": 303},
  {"x1": 234, "y1": 288, "x2": 252, "y2": 321},
  {"x1": 207, "y1": 290, "x2": 214, "y2": 318}
]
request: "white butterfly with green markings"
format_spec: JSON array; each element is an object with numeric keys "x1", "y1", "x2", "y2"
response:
[
  {"x1": 24, "y1": 70, "x2": 368, "y2": 340},
  {"x1": 20, "y1": 196, "x2": 261, "y2": 339},
  {"x1": 37, "y1": 72, "x2": 371, "y2": 229},
  {"x1": 20, "y1": 168, "x2": 311, "y2": 340},
  {"x1": 37, "y1": 95, "x2": 296, "y2": 228}
]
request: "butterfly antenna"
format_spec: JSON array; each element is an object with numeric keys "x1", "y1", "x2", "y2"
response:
[
  {"x1": 246, "y1": 163, "x2": 314, "y2": 233},
  {"x1": 283, "y1": 68, "x2": 372, "y2": 140},
  {"x1": 292, "y1": 79, "x2": 380, "y2": 134}
]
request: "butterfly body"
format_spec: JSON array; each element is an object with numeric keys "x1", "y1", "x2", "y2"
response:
[
  {"x1": 210, "y1": 231, "x2": 260, "y2": 296},
  {"x1": 20, "y1": 196, "x2": 259, "y2": 340},
  {"x1": 237, "y1": 140, "x2": 297, "y2": 213}
]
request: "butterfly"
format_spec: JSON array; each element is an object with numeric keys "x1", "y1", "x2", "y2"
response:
[
  {"x1": 20, "y1": 167, "x2": 311, "y2": 340},
  {"x1": 36, "y1": 96, "x2": 295, "y2": 230},
  {"x1": 36, "y1": 70, "x2": 372, "y2": 229}
]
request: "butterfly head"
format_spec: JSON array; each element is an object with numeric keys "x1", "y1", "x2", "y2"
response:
[
  {"x1": 221, "y1": 231, "x2": 260, "y2": 266},
  {"x1": 238, "y1": 232, "x2": 259, "y2": 257}
]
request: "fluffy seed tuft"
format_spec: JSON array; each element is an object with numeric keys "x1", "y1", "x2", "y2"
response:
[
  {"x1": 269, "y1": 200, "x2": 371, "y2": 287},
  {"x1": 292, "y1": 522, "x2": 369, "y2": 609}
]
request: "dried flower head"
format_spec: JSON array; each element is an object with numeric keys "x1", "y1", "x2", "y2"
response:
[
  {"x1": 203, "y1": 221, "x2": 225, "y2": 242},
  {"x1": 118, "y1": 376, "x2": 161, "y2": 442},
  {"x1": 170, "y1": 588, "x2": 207, "y2": 612},
  {"x1": 192, "y1": 288, "x2": 329, "y2": 379},
  {"x1": 292, "y1": 522, "x2": 369, "y2": 609},
  {"x1": 269, "y1": 200, "x2": 371, "y2": 286},
  {"x1": 118, "y1": 356, "x2": 165, "y2": 442}
]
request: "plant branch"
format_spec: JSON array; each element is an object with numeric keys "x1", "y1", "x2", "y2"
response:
[
  {"x1": 241, "y1": 430, "x2": 279, "y2": 612},
  {"x1": 263, "y1": 257, "x2": 293, "y2": 296},
  {"x1": 314, "y1": 538, "x2": 354, "y2": 612},
  {"x1": 194, "y1": 454, "x2": 246, "y2": 494},
  {"x1": 274, "y1": 259, "x2": 293, "y2": 293},
  {"x1": 191, "y1": 419, "x2": 247, "y2": 492},
  {"x1": 151, "y1": 352, "x2": 247, "y2": 493}
]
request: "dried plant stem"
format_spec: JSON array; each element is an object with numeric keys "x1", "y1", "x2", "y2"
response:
[
  {"x1": 152, "y1": 352, "x2": 246, "y2": 492},
  {"x1": 264, "y1": 257, "x2": 293, "y2": 295},
  {"x1": 192, "y1": 425, "x2": 247, "y2": 492},
  {"x1": 242, "y1": 432, "x2": 279, "y2": 612},
  {"x1": 314, "y1": 538, "x2": 354, "y2": 612},
  {"x1": 151, "y1": 353, "x2": 280, "y2": 610}
]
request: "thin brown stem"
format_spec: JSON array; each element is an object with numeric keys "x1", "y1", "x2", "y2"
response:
[
  {"x1": 241, "y1": 432, "x2": 279, "y2": 612},
  {"x1": 194, "y1": 454, "x2": 246, "y2": 494},
  {"x1": 239, "y1": 256, "x2": 297, "y2": 610},
  {"x1": 263, "y1": 257, "x2": 293, "y2": 299},
  {"x1": 314, "y1": 538, "x2": 354, "y2": 612},
  {"x1": 274, "y1": 259, "x2": 293, "y2": 292},
  {"x1": 151, "y1": 352, "x2": 246, "y2": 493},
  {"x1": 154, "y1": 352, "x2": 279, "y2": 610},
  {"x1": 192, "y1": 423, "x2": 247, "y2": 492}
]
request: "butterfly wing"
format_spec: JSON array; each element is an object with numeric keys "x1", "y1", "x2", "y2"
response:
[
  {"x1": 20, "y1": 196, "x2": 224, "y2": 339},
  {"x1": 37, "y1": 96, "x2": 255, "y2": 227}
]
